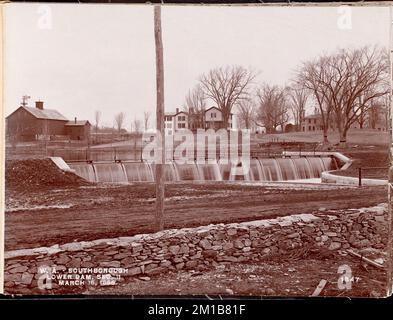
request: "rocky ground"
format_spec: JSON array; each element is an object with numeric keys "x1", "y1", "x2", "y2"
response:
[
  {"x1": 89, "y1": 255, "x2": 388, "y2": 297},
  {"x1": 5, "y1": 159, "x2": 91, "y2": 192}
]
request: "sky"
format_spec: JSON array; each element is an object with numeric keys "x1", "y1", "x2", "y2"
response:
[{"x1": 4, "y1": 4, "x2": 392, "y2": 128}]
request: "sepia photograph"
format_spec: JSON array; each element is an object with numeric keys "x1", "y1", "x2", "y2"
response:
[{"x1": 1, "y1": 3, "x2": 392, "y2": 298}]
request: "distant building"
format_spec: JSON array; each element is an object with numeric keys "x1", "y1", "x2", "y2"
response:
[
  {"x1": 164, "y1": 112, "x2": 176, "y2": 136},
  {"x1": 164, "y1": 106, "x2": 233, "y2": 135},
  {"x1": 174, "y1": 110, "x2": 189, "y2": 131},
  {"x1": 367, "y1": 104, "x2": 388, "y2": 131},
  {"x1": 6, "y1": 100, "x2": 91, "y2": 142},
  {"x1": 284, "y1": 123, "x2": 295, "y2": 133},
  {"x1": 300, "y1": 107, "x2": 388, "y2": 133},
  {"x1": 65, "y1": 119, "x2": 92, "y2": 140},
  {"x1": 301, "y1": 114, "x2": 324, "y2": 132},
  {"x1": 204, "y1": 106, "x2": 233, "y2": 130}
]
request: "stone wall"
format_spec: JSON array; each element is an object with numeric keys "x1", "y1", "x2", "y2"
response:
[{"x1": 4, "y1": 204, "x2": 388, "y2": 294}]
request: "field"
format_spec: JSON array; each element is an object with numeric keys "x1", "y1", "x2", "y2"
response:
[
  {"x1": 257, "y1": 129, "x2": 390, "y2": 146},
  {"x1": 5, "y1": 182, "x2": 387, "y2": 251}
]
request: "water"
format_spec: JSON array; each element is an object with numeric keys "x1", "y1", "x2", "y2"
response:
[
  {"x1": 68, "y1": 156, "x2": 337, "y2": 183},
  {"x1": 93, "y1": 162, "x2": 128, "y2": 183}
]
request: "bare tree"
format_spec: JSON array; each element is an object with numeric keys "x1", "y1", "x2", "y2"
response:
[
  {"x1": 295, "y1": 55, "x2": 334, "y2": 144},
  {"x1": 327, "y1": 47, "x2": 388, "y2": 145},
  {"x1": 286, "y1": 85, "x2": 308, "y2": 131},
  {"x1": 94, "y1": 110, "x2": 101, "y2": 134},
  {"x1": 199, "y1": 65, "x2": 256, "y2": 128},
  {"x1": 184, "y1": 84, "x2": 206, "y2": 113},
  {"x1": 236, "y1": 99, "x2": 255, "y2": 130},
  {"x1": 114, "y1": 112, "x2": 126, "y2": 133},
  {"x1": 143, "y1": 111, "x2": 151, "y2": 131},
  {"x1": 184, "y1": 84, "x2": 206, "y2": 130},
  {"x1": 297, "y1": 46, "x2": 389, "y2": 145},
  {"x1": 133, "y1": 117, "x2": 142, "y2": 134},
  {"x1": 255, "y1": 84, "x2": 289, "y2": 133}
]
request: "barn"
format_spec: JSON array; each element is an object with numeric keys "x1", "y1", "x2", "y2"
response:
[
  {"x1": 65, "y1": 119, "x2": 91, "y2": 140},
  {"x1": 6, "y1": 101, "x2": 91, "y2": 142}
]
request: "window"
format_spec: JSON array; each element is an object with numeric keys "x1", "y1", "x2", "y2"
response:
[
  {"x1": 167, "y1": 123, "x2": 172, "y2": 129},
  {"x1": 178, "y1": 115, "x2": 186, "y2": 121},
  {"x1": 211, "y1": 112, "x2": 217, "y2": 119},
  {"x1": 314, "y1": 119, "x2": 317, "y2": 124},
  {"x1": 308, "y1": 126, "x2": 311, "y2": 131},
  {"x1": 308, "y1": 119, "x2": 311, "y2": 124},
  {"x1": 168, "y1": 130, "x2": 172, "y2": 135},
  {"x1": 178, "y1": 123, "x2": 186, "y2": 129}
]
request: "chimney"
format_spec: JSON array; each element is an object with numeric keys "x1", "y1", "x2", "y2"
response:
[
  {"x1": 176, "y1": 107, "x2": 179, "y2": 114},
  {"x1": 35, "y1": 101, "x2": 44, "y2": 110},
  {"x1": 74, "y1": 117, "x2": 77, "y2": 124}
]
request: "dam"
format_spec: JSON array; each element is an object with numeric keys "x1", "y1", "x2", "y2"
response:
[{"x1": 68, "y1": 156, "x2": 338, "y2": 183}]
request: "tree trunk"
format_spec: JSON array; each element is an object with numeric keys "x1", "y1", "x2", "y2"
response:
[
  {"x1": 338, "y1": 123, "x2": 347, "y2": 147},
  {"x1": 322, "y1": 126, "x2": 329, "y2": 144},
  {"x1": 223, "y1": 111, "x2": 230, "y2": 130},
  {"x1": 154, "y1": 5, "x2": 165, "y2": 231}
]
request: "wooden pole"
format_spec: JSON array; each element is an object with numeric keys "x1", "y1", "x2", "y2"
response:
[
  {"x1": 154, "y1": 5, "x2": 165, "y2": 231},
  {"x1": 358, "y1": 167, "x2": 362, "y2": 187}
]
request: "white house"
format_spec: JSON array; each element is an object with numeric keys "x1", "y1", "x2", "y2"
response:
[
  {"x1": 164, "y1": 106, "x2": 233, "y2": 135},
  {"x1": 174, "y1": 110, "x2": 188, "y2": 131},
  {"x1": 204, "y1": 106, "x2": 233, "y2": 130},
  {"x1": 164, "y1": 112, "x2": 176, "y2": 136},
  {"x1": 165, "y1": 108, "x2": 189, "y2": 135}
]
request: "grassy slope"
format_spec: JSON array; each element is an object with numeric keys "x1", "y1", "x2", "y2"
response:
[{"x1": 256, "y1": 129, "x2": 389, "y2": 146}]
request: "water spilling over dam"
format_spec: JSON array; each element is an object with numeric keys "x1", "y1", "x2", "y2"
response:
[{"x1": 68, "y1": 156, "x2": 337, "y2": 183}]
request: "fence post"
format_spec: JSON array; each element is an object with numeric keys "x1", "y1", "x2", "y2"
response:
[{"x1": 358, "y1": 167, "x2": 362, "y2": 187}]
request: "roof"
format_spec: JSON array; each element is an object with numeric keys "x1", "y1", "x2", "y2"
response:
[
  {"x1": 65, "y1": 120, "x2": 91, "y2": 126},
  {"x1": 205, "y1": 106, "x2": 233, "y2": 115},
  {"x1": 175, "y1": 111, "x2": 188, "y2": 116},
  {"x1": 205, "y1": 106, "x2": 220, "y2": 113},
  {"x1": 166, "y1": 106, "x2": 235, "y2": 117},
  {"x1": 8, "y1": 106, "x2": 69, "y2": 121},
  {"x1": 304, "y1": 114, "x2": 322, "y2": 119},
  {"x1": 165, "y1": 111, "x2": 189, "y2": 117}
]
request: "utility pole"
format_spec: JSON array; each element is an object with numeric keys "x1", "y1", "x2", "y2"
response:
[{"x1": 154, "y1": 5, "x2": 165, "y2": 231}]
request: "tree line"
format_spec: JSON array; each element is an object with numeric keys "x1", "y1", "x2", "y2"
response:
[
  {"x1": 93, "y1": 110, "x2": 152, "y2": 135},
  {"x1": 183, "y1": 45, "x2": 389, "y2": 145},
  {"x1": 92, "y1": 45, "x2": 389, "y2": 146}
]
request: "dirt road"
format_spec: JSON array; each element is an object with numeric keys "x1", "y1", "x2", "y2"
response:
[{"x1": 5, "y1": 182, "x2": 387, "y2": 250}]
